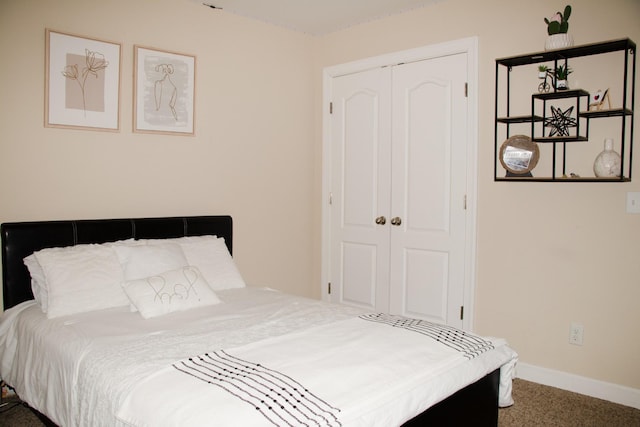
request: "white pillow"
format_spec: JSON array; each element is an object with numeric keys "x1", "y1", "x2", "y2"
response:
[
  {"x1": 122, "y1": 266, "x2": 221, "y2": 318},
  {"x1": 23, "y1": 254, "x2": 48, "y2": 312},
  {"x1": 23, "y1": 239, "x2": 137, "y2": 313},
  {"x1": 33, "y1": 244, "x2": 130, "y2": 318},
  {"x1": 114, "y1": 241, "x2": 188, "y2": 281},
  {"x1": 178, "y1": 237, "x2": 245, "y2": 290}
]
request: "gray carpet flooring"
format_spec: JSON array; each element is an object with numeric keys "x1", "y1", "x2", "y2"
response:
[{"x1": 1, "y1": 378, "x2": 639, "y2": 426}]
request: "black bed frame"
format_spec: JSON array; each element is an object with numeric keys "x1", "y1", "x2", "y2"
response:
[{"x1": 1, "y1": 215, "x2": 499, "y2": 426}]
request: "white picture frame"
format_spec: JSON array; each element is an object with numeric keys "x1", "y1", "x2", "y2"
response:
[
  {"x1": 134, "y1": 46, "x2": 196, "y2": 135},
  {"x1": 45, "y1": 29, "x2": 121, "y2": 131}
]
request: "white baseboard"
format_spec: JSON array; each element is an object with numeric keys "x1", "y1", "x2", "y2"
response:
[{"x1": 516, "y1": 362, "x2": 640, "y2": 410}]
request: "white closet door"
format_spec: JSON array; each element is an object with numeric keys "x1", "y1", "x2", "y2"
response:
[
  {"x1": 327, "y1": 48, "x2": 472, "y2": 328},
  {"x1": 389, "y1": 53, "x2": 468, "y2": 327},
  {"x1": 329, "y1": 67, "x2": 392, "y2": 311}
]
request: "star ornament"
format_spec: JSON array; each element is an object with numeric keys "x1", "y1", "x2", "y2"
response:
[{"x1": 544, "y1": 105, "x2": 577, "y2": 137}]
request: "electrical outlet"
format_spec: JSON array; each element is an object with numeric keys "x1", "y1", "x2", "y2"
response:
[{"x1": 569, "y1": 322, "x2": 584, "y2": 346}]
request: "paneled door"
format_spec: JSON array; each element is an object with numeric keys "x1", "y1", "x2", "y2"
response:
[
  {"x1": 388, "y1": 54, "x2": 468, "y2": 326},
  {"x1": 326, "y1": 48, "x2": 472, "y2": 328},
  {"x1": 329, "y1": 66, "x2": 392, "y2": 313}
]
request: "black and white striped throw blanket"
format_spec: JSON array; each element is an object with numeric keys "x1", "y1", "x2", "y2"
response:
[
  {"x1": 117, "y1": 314, "x2": 515, "y2": 427},
  {"x1": 174, "y1": 350, "x2": 342, "y2": 427},
  {"x1": 358, "y1": 313, "x2": 494, "y2": 359}
]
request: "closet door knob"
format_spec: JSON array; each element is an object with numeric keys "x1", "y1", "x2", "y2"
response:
[
  {"x1": 375, "y1": 216, "x2": 386, "y2": 225},
  {"x1": 391, "y1": 217, "x2": 402, "y2": 226}
]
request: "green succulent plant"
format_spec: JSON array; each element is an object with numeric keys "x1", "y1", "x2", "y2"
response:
[
  {"x1": 553, "y1": 64, "x2": 573, "y2": 80},
  {"x1": 544, "y1": 5, "x2": 572, "y2": 35}
]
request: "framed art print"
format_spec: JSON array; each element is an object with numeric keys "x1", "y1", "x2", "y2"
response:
[
  {"x1": 134, "y1": 46, "x2": 196, "y2": 135},
  {"x1": 45, "y1": 29, "x2": 121, "y2": 131}
]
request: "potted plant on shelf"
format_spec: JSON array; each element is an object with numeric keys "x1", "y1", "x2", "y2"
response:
[
  {"x1": 538, "y1": 65, "x2": 549, "y2": 78},
  {"x1": 553, "y1": 64, "x2": 572, "y2": 90},
  {"x1": 537, "y1": 65, "x2": 552, "y2": 93},
  {"x1": 544, "y1": 5, "x2": 573, "y2": 50}
]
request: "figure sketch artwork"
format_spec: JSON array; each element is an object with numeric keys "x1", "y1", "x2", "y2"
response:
[
  {"x1": 134, "y1": 46, "x2": 196, "y2": 135},
  {"x1": 45, "y1": 29, "x2": 121, "y2": 131}
]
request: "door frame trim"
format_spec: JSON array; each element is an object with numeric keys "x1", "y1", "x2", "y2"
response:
[{"x1": 321, "y1": 36, "x2": 479, "y2": 331}]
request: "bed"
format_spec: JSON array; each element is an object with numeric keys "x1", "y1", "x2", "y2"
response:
[{"x1": 0, "y1": 215, "x2": 517, "y2": 426}]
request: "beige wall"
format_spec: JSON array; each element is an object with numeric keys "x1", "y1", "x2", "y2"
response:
[
  {"x1": 313, "y1": 0, "x2": 640, "y2": 391},
  {"x1": 1, "y1": 0, "x2": 639, "y2": 393},
  {"x1": 0, "y1": 0, "x2": 316, "y2": 298}
]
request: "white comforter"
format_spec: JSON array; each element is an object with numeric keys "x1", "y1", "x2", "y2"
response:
[{"x1": 0, "y1": 287, "x2": 517, "y2": 427}]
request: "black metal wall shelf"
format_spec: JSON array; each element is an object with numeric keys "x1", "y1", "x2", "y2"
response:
[
  {"x1": 496, "y1": 39, "x2": 635, "y2": 67},
  {"x1": 494, "y1": 38, "x2": 636, "y2": 182}
]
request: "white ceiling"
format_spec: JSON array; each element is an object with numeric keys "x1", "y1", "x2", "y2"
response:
[{"x1": 193, "y1": 0, "x2": 442, "y2": 35}]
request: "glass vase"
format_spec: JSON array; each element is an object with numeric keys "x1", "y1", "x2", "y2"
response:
[{"x1": 593, "y1": 138, "x2": 621, "y2": 177}]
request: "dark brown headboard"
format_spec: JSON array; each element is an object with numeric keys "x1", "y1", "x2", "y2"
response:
[{"x1": 1, "y1": 215, "x2": 233, "y2": 310}]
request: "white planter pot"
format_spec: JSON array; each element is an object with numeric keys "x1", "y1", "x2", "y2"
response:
[
  {"x1": 556, "y1": 79, "x2": 568, "y2": 90},
  {"x1": 545, "y1": 33, "x2": 574, "y2": 51}
]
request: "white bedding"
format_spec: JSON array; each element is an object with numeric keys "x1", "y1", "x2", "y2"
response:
[{"x1": 0, "y1": 287, "x2": 517, "y2": 427}]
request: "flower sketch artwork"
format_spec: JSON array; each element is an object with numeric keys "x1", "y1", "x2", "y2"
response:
[
  {"x1": 62, "y1": 49, "x2": 109, "y2": 114},
  {"x1": 45, "y1": 30, "x2": 121, "y2": 131},
  {"x1": 134, "y1": 46, "x2": 195, "y2": 135}
]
